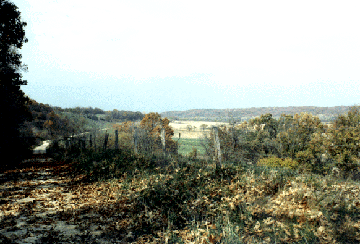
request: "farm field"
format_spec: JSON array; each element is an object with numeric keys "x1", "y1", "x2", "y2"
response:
[
  {"x1": 170, "y1": 120, "x2": 230, "y2": 139},
  {"x1": 169, "y1": 121, "x2": 231, "y2": 157},
  {"x1": 174, "y1": 138, "x2": 206, "y2": 156},
  {"x1": 169, "y1": 120, "x2": 230, "y2": 131}
]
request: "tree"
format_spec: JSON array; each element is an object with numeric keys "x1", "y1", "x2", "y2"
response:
[
  {"x1": 326, "y1": 106, "x2": 360, "y2": 176},
  {"x1": 276, "y1": 113, "x2": 323, "y2": 159},
  {"x1": 0, "y1": 0, "x2": 34, "y2": 167},
  {"x1": 200, "y1": 124, "x2": 208, "y2": 131},
  {"x1": 140, "y1": 112, "x2": 178, "y2": 154}
]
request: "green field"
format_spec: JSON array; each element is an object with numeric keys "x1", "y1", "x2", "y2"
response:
[{"x1": 173, "y1": 137, "x2": 206, "y2": 156}]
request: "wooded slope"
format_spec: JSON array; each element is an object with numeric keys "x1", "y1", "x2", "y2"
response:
[{"x1": 161, "y1": 106, "x2": 352, "y2": 122}]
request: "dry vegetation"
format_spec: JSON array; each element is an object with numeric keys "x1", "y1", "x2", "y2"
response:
[{"x1": 1, "y1": 155, "x2": 360, "y2": 243}]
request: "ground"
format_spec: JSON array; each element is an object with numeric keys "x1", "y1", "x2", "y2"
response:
[{"x1": 0, "y1": 159, "x2": 148, "y2": 244}]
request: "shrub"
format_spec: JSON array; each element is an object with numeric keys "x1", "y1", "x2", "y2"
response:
[
  {"x1": 334, "y1": 150, "x2": 359, "y2": 178},
  {"x1": 257, "y1": 156, "x2": 299, "y2": 169},
  {"x1": 188, "y1": 147, "x2": 197, "y2": 159}
]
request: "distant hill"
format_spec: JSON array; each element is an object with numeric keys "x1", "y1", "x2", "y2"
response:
[{"x1": 161, "y1": 106, "x2": 353, "y2": 122}]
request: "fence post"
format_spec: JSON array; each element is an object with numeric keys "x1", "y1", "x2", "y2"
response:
[
  {"x1": 161, "y1": 127, "x2": 166, "y2": 156},
  {"x1": 230, "y1": 122, "x2": 236, "y2": 151},
  {"x1": 70, "y1": 134, "x2": 74, "y2": 149},
  {"x1": 80, "y1": 137, "x2": 83, "y2": 150},
  {"x1": 133, "y1": 127, "x2": 138, "y2": 155},
  {"x1": 213, "y1": 127, "x2": 222, "y2": 168},
  {"x1": 115, "y1": 129, "x2": 119, "y2": 150},
  {"x1": 89, "y1": 134, "x2": 93, "y2": 148},
  {"x1": 66, "y1": 137, "x2": 71, "y2": 149},
  {"x1": 82, "y1": 136, "x2": 86, "y2": 150},
  {"x1": 103, "y1": 130, "x2": 109, "y2": 151},
  {"x1": 94, "y1": 132, "x2": 97, "y2": 151}
]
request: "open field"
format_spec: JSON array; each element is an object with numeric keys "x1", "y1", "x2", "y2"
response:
[
  {"x1": 169, "y1": 120, "x2": 230, "y2": 131},
  {"x1": 169, "y1": 121, "x2": 228, "y2": 156},
  {"x1": 170, "y1": 120, "x2": 229, "y2": 139},
  {"x1": 174, "y1": 138, "x2": 206, "y2": 156}
]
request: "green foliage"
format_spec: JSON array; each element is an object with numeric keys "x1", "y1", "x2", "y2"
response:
[
  {"x1": 138, "y1": 162, "x2": 218, "y2": 229},
  {"x1": 334, "y1": 150, "x2": 359, "y2": 178},
  {"x1": 276, "y1": 113, "x2": 323, "y2": 159},
  {"x1": 69, "y1": 149, "x2": 160, "y2": 181},
  {"x1": 27, "y1": 100, "x2": 107, "y2": 142},
  {"x1": 57, "y1": 106, "x2": 106, "y2": 116},
  {"x1": 202, "y1": 108, "x2": 360, "y2": 177},
  {"x1": 106, "y1": 109, "x2": 144, "y2": 122},
  {"x1": 257, "y1": 156, "x2": 299, "y2": 169},
  {"x1": 161, "y1": 106, "x2": 351, "y2": 122}
]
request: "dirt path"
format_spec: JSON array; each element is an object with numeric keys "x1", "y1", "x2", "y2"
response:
[{"x1": 0, "y1": 159, "x2": 144, "y2": 244}]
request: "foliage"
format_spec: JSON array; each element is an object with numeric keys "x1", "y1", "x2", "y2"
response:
[
  {"x1": 203, "y1": 123, "x2": 275, "y2": 164},
  {"x1": 0, "y1": 0, "x2": 35, "y2": 166},
  {"x1": 68, "y1": 149, "x2": 158, "y2": 181},
  {"x1": 27, "y1": 99, "x2": 95, "y2": 141},
  {"x1": 139, "y1": 112, "x2": 178, "y2": 155},
  {"x1": 276, "y1": 113, "x2": 324, "y2": 159},
  {"x1": 106, "y1": 109, "x2": 144, "y2": 122},
  {"x1": 326, "y1": 106, "x2": 360, "y2": 176},
  {"x1": 202, "y1": 108, "x2": 360, "y2": 177},
  {"x1": 57, "y1": 106, "x2": 106, "y2": 115},
  {"x1": 188, "y1": 147, "x2": 197, "y2": 159},
  {"x1": 161, "y1": 106, "x2": 352, "y2": 122},
  {"x1": 112, "y1": 113, "x2": 178, "y2": 156},
  {"x1": 50, "y1": 152, "x2": 360, "y2": 243},
  {"x1": 257, "y1": 156, "x2": 299, "y2": 169}
]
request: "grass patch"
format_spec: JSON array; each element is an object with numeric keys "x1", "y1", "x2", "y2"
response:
[{"x1": 174, "y1": 138, "x2": 206, "y2": 156}]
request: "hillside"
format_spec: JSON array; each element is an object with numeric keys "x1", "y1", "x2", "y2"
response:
[
  {"x1": 161, "y1": 106, "x2": 353, "y2": 122},
  {"x1": 26, "y1": 99, "x2": 144, "y2": 142}
]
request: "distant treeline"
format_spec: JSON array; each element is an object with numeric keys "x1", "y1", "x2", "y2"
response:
[
  {"x1": 106, "y1": 109, "x2": 144, "y2": 122},
  {"x1": 55, "y1": 107, "x2": 144, "y2": 122},
  {"x1": 161, "y1": 106, "x2": 353, "y2": 122},
  {"x1": 56, "y1": 106, "x2": 106, "y2": 115}
]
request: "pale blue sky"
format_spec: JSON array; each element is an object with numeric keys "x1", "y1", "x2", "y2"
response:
[{"x1": 13, "y1": 0, "x2": 360, "y2": 112}]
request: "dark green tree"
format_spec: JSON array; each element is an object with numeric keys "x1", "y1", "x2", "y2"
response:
[{"x1": 0, "y1": 0, "x2": 34, "y2": 168}]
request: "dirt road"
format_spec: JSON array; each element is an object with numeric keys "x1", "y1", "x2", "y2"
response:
[{"x1": 0, "y1": 159, "x2": 144, "y2": 244}]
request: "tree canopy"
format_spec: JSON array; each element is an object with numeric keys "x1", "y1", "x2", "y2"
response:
[{"x1": 0, "y1": 0, "x2": 34, "y2": 167}]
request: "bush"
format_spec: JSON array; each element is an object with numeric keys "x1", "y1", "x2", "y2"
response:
[
  {"x1": 138, "y1": 165, "x2": 205, "y2": 228},
  {"x1": 257, "y1": 156, "x2": 299, "y2": 169},
  {"x1": 335, "y1": 150, "x2": 359, "y2": 178},
  {"x1": 188, "y1": 147, "x2": 197, "y2": 159}
]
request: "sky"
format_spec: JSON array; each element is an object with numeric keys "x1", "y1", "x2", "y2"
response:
[{"x1": 12, "y1": 0, "x2": 360, "y2": 113}]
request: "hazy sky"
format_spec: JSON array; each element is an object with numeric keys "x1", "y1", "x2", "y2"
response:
[{"x1": 13, "y1": 0, "x2": 360, "y2": 112}]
